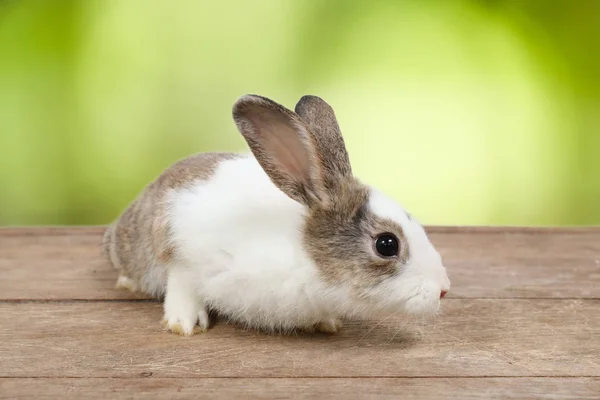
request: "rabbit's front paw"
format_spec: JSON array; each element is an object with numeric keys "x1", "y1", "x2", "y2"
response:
[
  {"x1": 161, "y1": 304, "x2": 209, "y2": 336},
  {"x1": 162, "y1": 298, "x2": 197, "y2": 336},
  {"x1": 162, "y1": 269, "x2": 209, "y2": 336}
]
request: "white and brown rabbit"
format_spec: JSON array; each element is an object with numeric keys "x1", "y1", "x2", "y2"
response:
[{"x1": 103, "y1": 94, "x2": 451, "y2": 336}]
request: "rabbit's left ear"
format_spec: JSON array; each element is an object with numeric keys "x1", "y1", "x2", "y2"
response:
[
  {"x1": 232, "y1": 94, "x2": 330, "y2": 208},
  {"x1": 295, "y1": 95, "x2": 352, "y2": 189}
]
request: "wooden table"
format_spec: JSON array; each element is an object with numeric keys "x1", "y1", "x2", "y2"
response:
[{"x1": 1, "y1": 227, "x2": 599, "y2": 399}]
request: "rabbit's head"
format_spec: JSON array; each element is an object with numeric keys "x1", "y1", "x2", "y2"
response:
[{"x1": 233, "y1": 94, "x2": 450, "y2": 317}]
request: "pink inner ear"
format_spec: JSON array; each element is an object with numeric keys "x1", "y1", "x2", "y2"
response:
[{"x1": 253, "y1": 112, "x2": 312, "y2": 185}]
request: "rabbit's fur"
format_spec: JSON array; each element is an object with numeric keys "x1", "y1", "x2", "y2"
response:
[{"x1": 103, "y1": 94, "x2": 450, "y2": 335}]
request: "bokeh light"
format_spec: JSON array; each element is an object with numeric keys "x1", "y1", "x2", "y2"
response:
[{"x1": 1, "y1": 0, "x2": 598, "y2": 226}]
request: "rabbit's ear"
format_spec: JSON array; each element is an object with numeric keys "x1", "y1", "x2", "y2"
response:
[
  {"x1": 295, "y1": 95, "x2": 352, "y2": 189},
  {"x1": 233, "y1": 94, "x2": 329, "y2": 207}
]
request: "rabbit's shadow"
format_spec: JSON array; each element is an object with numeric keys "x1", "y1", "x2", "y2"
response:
[{"x1": 212, "y1": 312, "x2": 423, "y2": 350}]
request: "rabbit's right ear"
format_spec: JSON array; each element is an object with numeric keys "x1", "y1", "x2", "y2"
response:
[
  {"x1": 232, "y1": 95, "x2": 329, "y2": 208},
  {"x1": 295, "y1": 95, "x2": 352, "y2": 189}
]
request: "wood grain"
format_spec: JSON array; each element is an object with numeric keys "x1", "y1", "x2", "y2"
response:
[
  {"x1": 1, "y1": 378, "x2": 599, "y2": 400},
  {"x1": 428, "y1": 229, "x2": 600, "y2": 299},
  {"x1": 1, "y1": 227, "x2": 599, "y2": 300},
  {"x1": 1, "y1": 300, "x2": 598, "y2": 378},
  {"x1": 0, "y1": 230, "x2": 150, "y2": 301},
  {"x1": 1, "y1": 227, "x2": 600, "y2": 398}
]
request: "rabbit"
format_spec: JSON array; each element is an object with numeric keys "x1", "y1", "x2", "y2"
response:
[{"x1": 102, "y1": 94, "x2": 451, "y2": 336}]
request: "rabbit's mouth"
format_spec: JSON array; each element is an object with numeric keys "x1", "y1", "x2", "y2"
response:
[
  {"x1": 401, "y1": 288, "x2": 443, "y2": 316},
  {"x1": 358, "y1": 276, "x2": 444, "y2": 317}
]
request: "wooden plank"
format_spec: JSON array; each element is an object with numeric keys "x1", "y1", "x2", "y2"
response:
[
  {"x1": 1, "y1": 227, "x2": 599, "y2": 300},
  {"x1": 0, "y1": 226, "x2": 106, "y2": 236},
  {"x1": 428, "y1": 229, "x2": 600, "y2": 299},
  {"x1": 0, "y1": 231, "x2": 149, "y2": 301},
  {"x1": 1, "y1": 378, "x2": 599, "y2": 400},
  {"x1": 1, "y1": 300, "x2": 598, "y2": 378}
]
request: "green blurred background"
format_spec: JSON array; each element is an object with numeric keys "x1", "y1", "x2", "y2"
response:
[{"x1": 1, "y1": 0, "x2": 598, "y2": 226}]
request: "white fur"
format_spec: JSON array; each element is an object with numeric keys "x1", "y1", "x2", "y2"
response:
[
  {"x1": 161, "y1": 154, "x2": 450, "y2": 335},
  {"x1": 366, "y1": 189, "x2": 451, "y2": 315},
  {"x1": 165, "y1": 154, "x2": 352, "y2": 334}
]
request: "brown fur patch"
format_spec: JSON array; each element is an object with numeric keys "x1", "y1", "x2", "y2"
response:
[
  {"x1": 303, "y1": 178, "x2": 409, "y2": 296},
  {"x1": 104, "y1": 152, "x2": 240, "y2": 297}
]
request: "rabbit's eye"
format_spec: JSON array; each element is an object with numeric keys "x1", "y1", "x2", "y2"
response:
[{"x1": 374, "y1": 233, "x2": 399, "y2": 258}]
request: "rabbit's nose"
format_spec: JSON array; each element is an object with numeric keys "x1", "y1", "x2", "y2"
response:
[{"x1": 440, "y1": 290, "x2": 448, "y2": 299}]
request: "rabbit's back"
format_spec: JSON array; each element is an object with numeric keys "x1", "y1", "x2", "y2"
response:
[{"x1": 103, "y1": 152, "x2": 242, "y2": 297}]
